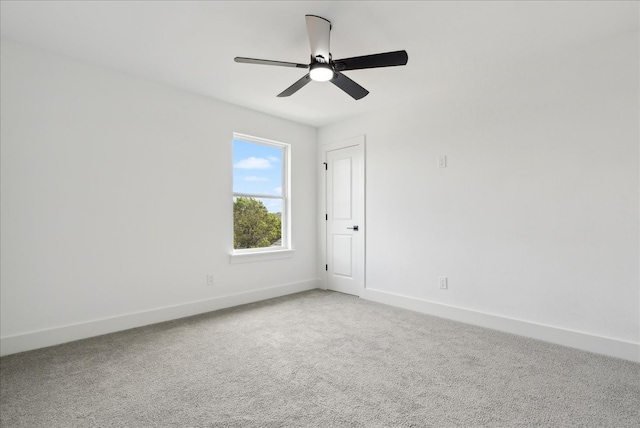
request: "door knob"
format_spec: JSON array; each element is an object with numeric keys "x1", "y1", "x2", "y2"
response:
[{"x1": 347, "y1": 225, "x2": 359, "y2": 231}]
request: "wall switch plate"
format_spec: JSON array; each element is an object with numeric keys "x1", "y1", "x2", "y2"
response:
[
  {"x1": 207, "y1": 274, "x2": 215, "y2": 286},
  {"x1": 438, "y1": 155, "x2": 447, "y2": 168},
  {"x1": 439, "y1": 276, "x2": 448, "y2": 289}
]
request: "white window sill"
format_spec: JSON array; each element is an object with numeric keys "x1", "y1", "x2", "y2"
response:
[{"x1": 229, "y1": 249, "x2": 295, "y2": 264}]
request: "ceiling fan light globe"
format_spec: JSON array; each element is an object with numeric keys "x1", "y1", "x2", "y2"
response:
[{"x1": 309, "y1": 64, "x2": 334, "y2": 82}]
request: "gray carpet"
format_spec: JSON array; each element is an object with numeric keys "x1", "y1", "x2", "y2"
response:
[{"x1": 1, "y1": 289, "x2": 638, "y2": 427}]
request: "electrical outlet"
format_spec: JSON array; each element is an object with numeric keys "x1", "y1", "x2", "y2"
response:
[
  {"x1": 207, "y1": 273, "x2": 215, "y2": 286},
  {"x1": 439, "y1": 276, "x2": 448, "y2": 289},
  {"x1": 438, "y1": 155, "x2": 447, "y2": 168}
]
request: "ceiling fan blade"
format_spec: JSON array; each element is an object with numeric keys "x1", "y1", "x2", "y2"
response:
[
  {"x1": 235, "y1": 57, "x2": 308, "y2": 69},
  {"x1": 305, "y1": 15, "x2": 331, "y2": 63},
  {"x1": 333, "y1": 50, "x2": 408, "y2": 71},
  {"x1": 277, "y1": 74, "x2": 313, "y2": 97},
  {"x1": 331, "y1": 72, "x2": 369, "y2": 100}
]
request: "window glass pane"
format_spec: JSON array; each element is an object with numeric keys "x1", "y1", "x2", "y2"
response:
[
  {"x1": 232, "y1": 135, "x2": 288, "y2": 252},
  {"x1": 233, "y1": 197, "x2": 282, "y2": 249},
  {"x1": 233, "y1": 139, "x2": 283, "y2": 196}
]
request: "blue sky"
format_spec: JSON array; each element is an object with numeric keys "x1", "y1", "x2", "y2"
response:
[{"x1": 233, "y1": 139, "x2": 283, "y2": 213}]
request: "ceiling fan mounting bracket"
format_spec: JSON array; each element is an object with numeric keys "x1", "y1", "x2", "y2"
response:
[{"x1": 314, "y1": 55, "x2": 329, "y2": 64}]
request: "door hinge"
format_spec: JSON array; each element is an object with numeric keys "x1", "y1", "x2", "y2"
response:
[
  {"x1": 323, "y1": 162, "x2": 327, "y2": 170},
  {"x1": 325, "y1": 264, "x2": 328, "y2": 271}
]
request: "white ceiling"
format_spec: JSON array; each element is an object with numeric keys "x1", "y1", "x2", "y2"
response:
[{"x1": 1, "y1": 1, "x2": 637, "y2": 127}]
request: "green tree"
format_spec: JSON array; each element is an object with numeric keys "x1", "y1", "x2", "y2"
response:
[{"x1": 234, "y1": 197, "x2": 281, "y2": 249}]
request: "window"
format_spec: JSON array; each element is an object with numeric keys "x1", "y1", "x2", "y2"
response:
[{"x1": 232, "y1": 133, "x2": 290, "y2": 254}]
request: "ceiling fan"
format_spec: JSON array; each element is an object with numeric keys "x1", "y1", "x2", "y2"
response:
[{"x1": 234, "y1": 15, "x2": 408, "y2": 100}]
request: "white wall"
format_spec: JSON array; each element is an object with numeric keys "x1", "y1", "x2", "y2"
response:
[
  {"x1": 319, "y1": 31, "x2": 639, "y2": 360},
  {"x1": 0, "y1": 39, "x2": 318, "y2": 355}
]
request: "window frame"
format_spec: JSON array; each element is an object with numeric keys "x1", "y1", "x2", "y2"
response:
[{"x1": 231, "y1": 132, "x2": 292, "y2": 260}]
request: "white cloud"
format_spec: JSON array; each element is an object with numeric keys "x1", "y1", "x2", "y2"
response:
[
  {"x1": 267, "y1": 156, "x2": 280, "y2": 163},
  {"x1": 234, "y1": 157, "x2": 272, "y2": 169},
  {"x1": 244, "y1": 176, "x2": 268, "y2": 182},
  {"x1": 274, "y1": 187, "x2": 282, "y2": 195}
]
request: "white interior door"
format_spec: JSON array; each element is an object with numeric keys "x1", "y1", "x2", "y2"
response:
[{"x1": 325, "y1": 140, "x2": 365, "y2": 296}]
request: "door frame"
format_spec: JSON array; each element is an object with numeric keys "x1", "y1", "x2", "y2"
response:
[{"x1": 319, "y1": 135, "x2": 366, "y2": 294}]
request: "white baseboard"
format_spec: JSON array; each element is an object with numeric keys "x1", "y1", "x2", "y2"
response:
[
  {"x1": 361, "y1": 288, "x2": 640, "y2": 363},
  {"x1": 0, "y1": 279, "x2": 319, "y2": 357}
]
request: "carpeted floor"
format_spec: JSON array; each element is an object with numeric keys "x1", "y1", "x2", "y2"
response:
[{"x1": 1, "y1": 289, "x2": 639, "y2": 427}]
